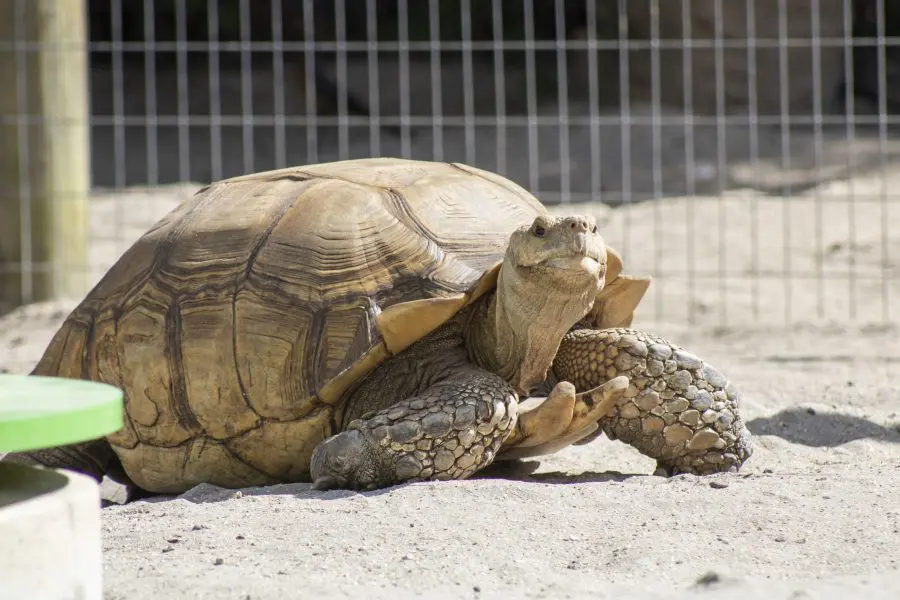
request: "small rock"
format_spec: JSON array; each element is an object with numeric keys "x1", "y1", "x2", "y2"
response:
[
  {"x1": 695, "y1": 571, "x2": 721, "y2": 586},
  {"x1": 236, "y1": 534, "x2": 245, "y2": 540},
  {"x1": 774, "y1": 535, "x2": 786, "y2": 543},
  {"x1": 806, "y1": 407, "x2": 816, "y2": 415},
  {"x1": 709, "y1": 480, "x2": 729, "y2": 489},
  {"x1": 214, "y1": 558, "x2": 224, "y2": 565},
  {"x1": 166, "y1": 538, "x2": 180, "y2": 544},
  {"x1": 473, "y1": 586, "x2": 481, "y2": 593},
  {"x1": 161, "y1": 547, "x2": 174, "y2": 553}
]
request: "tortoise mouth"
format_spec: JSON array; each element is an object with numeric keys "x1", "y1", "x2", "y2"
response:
[
  {"x1": 526, "y1": 249, "x2": 605, "y2": 279},
  {"x1": 542, "y1": 255, "x2": 603, "y2": 275}
]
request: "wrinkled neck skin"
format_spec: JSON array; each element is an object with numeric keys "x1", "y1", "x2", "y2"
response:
[{"x1": 466, "y1": 258, "x2": 601, "y2": 396}]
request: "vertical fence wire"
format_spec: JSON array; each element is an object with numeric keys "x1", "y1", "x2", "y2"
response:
[
  {"x1": 13, "y1": 0, "x2": 32, "y2": 303},
  {"x1": 746, "y1": 0, "x2": 761, "y2": 324},
  {"x1": 842, "y1": 0, "x2": 858, "y2": 321},
  {"x1": 492, "y1": 0, "x2": 507, "y2": 177},
  {"x1": 428, "y1": 0, "x2": 443, "y2": 162},
  {"x1": 366, "y1": 0, "x2": 381, "y2": 158},
  {"x1": 681, "y1": 0, "x2": 698, "y2": 326},
  {"x1": 875, "y1": 0, "x2": 891, "y2": 321}
]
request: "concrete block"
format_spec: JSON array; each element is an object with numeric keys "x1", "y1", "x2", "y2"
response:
[{"x1": 0, "y1": 463, "x2": 102, "y2": 600}]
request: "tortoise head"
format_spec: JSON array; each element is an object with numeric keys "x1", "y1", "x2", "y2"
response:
[{"x1": 505, "y1": 214, "x2": 607, "y2": 291}]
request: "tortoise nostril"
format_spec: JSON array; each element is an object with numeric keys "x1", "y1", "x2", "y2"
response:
[{"x1": 570, "y1": 218, "x2": 589, "y2": 233}]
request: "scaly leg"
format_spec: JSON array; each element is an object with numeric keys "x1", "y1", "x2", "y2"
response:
[
  {"x1": 553, "y1": 328, "x2": 753, "y2": 475},
  {"x1": 3, "y1": 439, "x2": 127, "y2": 483},
  {"x1": 310, "y1": 366, "x2": 519, "y2": 490}
]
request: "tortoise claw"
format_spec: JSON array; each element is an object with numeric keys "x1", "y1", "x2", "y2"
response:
[
  {"x1": 312, "y1": 475, "x2": 342, "y2": 491},
  {"x1": 497, "y1": 375, "x2": 629, "y2": 460}
]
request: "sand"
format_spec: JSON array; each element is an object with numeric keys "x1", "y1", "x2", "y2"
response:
[{"x1": 1, "y1": 175, "x2": 899, "y2": 599}]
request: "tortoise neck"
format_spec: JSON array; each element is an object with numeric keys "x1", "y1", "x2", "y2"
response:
[{"x1": 465, "y1": 263, "x2": 596, "y2": 396}]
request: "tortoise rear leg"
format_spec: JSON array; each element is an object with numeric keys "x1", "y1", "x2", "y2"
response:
[
  {"x1": 3, "y1": 439, "x2": 145, "y2": 498},
  {"x1": 310, "y1": 367, "x2": 518, "y2": 491},
  {"x1": 553, "y1": 328, "x2": 754, "y2": 475}
]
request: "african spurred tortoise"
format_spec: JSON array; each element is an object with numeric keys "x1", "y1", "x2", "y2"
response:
[{"x1": 5, "y1": 158, "x2": 752, "y2": 492}]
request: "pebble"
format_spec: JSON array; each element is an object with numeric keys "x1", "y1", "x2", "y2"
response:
[
  {"x1": 709, "y1": 480, "x2": 729, "y2": 489},
  {"x1": 214, "y1": 558, "x2": 224, "y2": 565},
  {"x1": 695, "y1": 571, "x2": 721, "y2": 586}
]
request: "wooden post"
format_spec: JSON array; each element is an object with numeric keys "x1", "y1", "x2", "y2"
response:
[{"x1": 0, "y1": 0, "x2": 90, "y2": 312}]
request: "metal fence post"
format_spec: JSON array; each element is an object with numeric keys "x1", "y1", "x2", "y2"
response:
[{"x1": 0, "y1": 0, "x2": 90, "y2": 310}]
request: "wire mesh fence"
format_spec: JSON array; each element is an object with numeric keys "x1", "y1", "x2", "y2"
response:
[{"x1": 1, "y1": 0, "x2": 898, "y2": 327}]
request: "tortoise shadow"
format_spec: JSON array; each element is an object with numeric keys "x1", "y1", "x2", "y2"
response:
[
  {"x1": 126, "y1": 481, "x2": 399, "y2": 505},
  {"x1": 472, "y1": 459, "x2": 650, "y2": 485},
  {"x1": 747, "y1": 409, "x2": 900, "y2": 447},
  {"x1": 110, "y1": 462, "x2": 651, "y2": 506}
]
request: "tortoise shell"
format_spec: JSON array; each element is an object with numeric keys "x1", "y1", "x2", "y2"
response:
[{"x1": 32, "y1": 158, "x2": 639, "y2": 493}]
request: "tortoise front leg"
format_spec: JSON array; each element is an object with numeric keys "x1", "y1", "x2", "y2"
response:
[
  {"x1": 553, "y1": 328, "x2": 753, "y2": 475},
  {"x1": 310, "y1": 367, "x2": 518, "y2": 491}
]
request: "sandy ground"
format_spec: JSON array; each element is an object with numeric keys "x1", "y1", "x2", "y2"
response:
[{"x1": 1, "y1": 175, "x2": 900, "y2": 599}]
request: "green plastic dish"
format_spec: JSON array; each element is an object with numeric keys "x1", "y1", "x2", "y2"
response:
[{"x1": 0, "y1": 375, "x2": 123, "y2": 453}]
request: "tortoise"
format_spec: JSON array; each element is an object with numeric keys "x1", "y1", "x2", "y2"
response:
[{"x1": 5, "y1": 158, "x2": 753, "y2": 493}]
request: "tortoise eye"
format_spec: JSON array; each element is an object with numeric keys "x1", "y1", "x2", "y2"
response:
[{"x1": 533, "y1": 224, "x2": 546, "y2": 237}]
